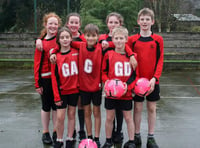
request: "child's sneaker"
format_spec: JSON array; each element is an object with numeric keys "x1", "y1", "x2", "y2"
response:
[
  {"x1": 52, "y1": 131, "x2": 57, "y2": 144},
  {"x1": 112, "y1": 132, "x2": 124, "y2": 143},
  {"x1": 54, "y1": 141, "x2": 63, "y2": 148},
  {"x1": 146, "y1": 137, "x2": 159, "y2": 148},
  {"x1": 78, "y1": 130, "x2": 86, "y2": 141},
  {"x1": 134, "y1": 135, "x2": 142, "y2": 146},
  {"x1": 102, "y1": 141, "x2": 114, "y2": 148},
  {"x1": 94, "y1": 139, "x2": 101, "y2": 148},
  {"x1": 123, "y1": 141, "x2": 136, "y2": 148},
  {"x1": 65, "y1": 140, "x2": 74, "y2": 148},
  {"x1": 42, "y1": 132, "x2": 52, "y2": 144}
]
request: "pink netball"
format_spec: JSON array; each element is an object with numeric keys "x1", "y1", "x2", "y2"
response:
[
  {"x1": 104, "y1": 79, "x2": 126, "y2": 98},
  {"x1": 78, "y1": 139, "x2": 98, "y2": 148},
  {"x1": 134, "y1": 78, "x2": 151, "y2": 97}
]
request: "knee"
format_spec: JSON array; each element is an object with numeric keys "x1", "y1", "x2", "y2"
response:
[
  {"x1": 57, "y1": 114, "x2": 65, "y2": 123},
  {"x1": 134, "y1": 105, "x2": 142, "y2": 113},
  {"x1": 148, "y1": 106, "x2": 156, "y2": 114}
]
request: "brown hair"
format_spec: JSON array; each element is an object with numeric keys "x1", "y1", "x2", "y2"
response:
[
  {"x1": 138, "y1": 8, "x2": 155, "y2": 20},
  {"x1": 84, "y1": 24, "x2": 99, "y2": 35},
  {"x1": 56, "y1": 27, "x2": 72, "y2": 49},
  {"x1": 40, "y1": 12, "x2": 62, "y2": 38},
  {"x1": 106, "y1": 12, "x2": 124, "y2": 26},
  {"x1": 65, "y1": 12, "x2": 81, "y2": 25}
]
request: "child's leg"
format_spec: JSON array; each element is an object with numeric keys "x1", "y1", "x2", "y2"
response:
[
  {"x1": 147, "y1": 101, "x2": 157, "y2": 134},
  {"x1": 93, "y1": 105, "x2": 101, "y2": 138},
  {"x1": 77, "y1": 97, "x2": 85, "y2": 131},
  {"x1": 56, "y1": 109, "x2": 66, "y2": 139},
  {"x1": 52, "y1": 110, "x2": 57, "y2": 131},
  {"x1": 105, "y1": 109, "x2": 115, "y2": 138},
  {"x1": 67, "y1": 105, "x2": 76, "y2": 138},
  {"x1": 123, "y1": 110, "x2": 134, "y2": 140},
  {"x1": 84, "y1": 104, "x2": 92, "y2": 137},
  {"x1": 41, "y1": 110, "x2": 50, "y2": 133},
  {"x1": 134, "y1": 102, "x2": 143, "y2": 134}
]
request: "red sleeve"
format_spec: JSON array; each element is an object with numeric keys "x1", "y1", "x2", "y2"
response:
[
  {"x1": 101, "y1": 52, "x2": 109, "y2": 83},
  {"x1": 51, "y1": 63, "x2": 61, "y2": 102},
  {"x1": 125, "y1": 43, "x2": 134, "y2": 57},
  {"x1": 51, "y1": 46, "x2": 60, "y2": 55},
  {"x1": 154, "y1": 36, "x2": 164, "y2": 81},
  {"x1": 127, "y1": 67, "x2": 139, "y2": 91},
  {"x1": 79, "y1": 34, "x2": 86, "y2": 42},
  {"x1": 34, "y1": 48, "x2": 42, "y2": 88},
  {"x1": 71, "y1": 41, "x2": 81, "y2": 49}
]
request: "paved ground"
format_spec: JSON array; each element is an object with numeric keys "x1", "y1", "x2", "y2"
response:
[{"x1": 0, "y1": 69, "x2": 200, "y2": 148}]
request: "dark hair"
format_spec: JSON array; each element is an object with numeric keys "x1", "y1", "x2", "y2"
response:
[
  {"x1": 106, "y1": 12, "x2": 124, "y2": 26},
  {"x1": 65, "y1": 12, "x2": 81, "y2": 25},
  {"x1": 56, "y1": 27, "x2": 72, "y2": 49},
  {"x1": 84, "y1": 24, "x2": 99, "y2": 35}
]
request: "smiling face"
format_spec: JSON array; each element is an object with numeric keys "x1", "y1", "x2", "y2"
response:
[
  {"x1": 66, "y1": 16, "x2": 81, "y2": 35},
  {"x1": 137, "y1": 15, "x2": 154, "y2": 32},
  {"x1": 59, "y1": 30, "x2": 72, "y2": 50},
  {"x1": 107, "y1": 16, "x2": 121, "y2": 35},
  {"x1": 84, "y1": 33, "x2": 98, "y2": 48},
  {"x1": 46, "y1": 17, "x2": 59, "y2": 36}
]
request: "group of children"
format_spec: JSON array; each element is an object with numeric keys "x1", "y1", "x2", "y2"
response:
[{"x1": 34, "y1": 7, "x2": 164, "y2": 148}]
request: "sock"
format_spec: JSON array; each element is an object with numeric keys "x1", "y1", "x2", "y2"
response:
[
  {"x1": 129, "y1": 140, "x2": 135, "y2": 143},
  {"x1": 135, "y1": 133, "x2": 141, "y2": 137},
  {"x1": 94, "y1": 137, "x2": 99, "y2": 141},
  {"x1": 88, "y1": 135, "x2": 93, "y2": 139},
  {"x1": 56, "y1": 138, "x2": 63, "y2": 142},
  {"x1": 116, "y1": 109, "x2": 123, "y2": 133},
  {"x1": 106, "y1": 138, "x2": 112, "y2": 143},
  {"x1": 78, "y1": 109, "x2": 85, "y2": 131},
  {"x1": 148, "y1": 134, "x2": 154, "y2": 138}
]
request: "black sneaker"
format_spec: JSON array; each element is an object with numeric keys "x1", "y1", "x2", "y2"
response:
[
  {"x1": 134, "y1": 135, "x2": 142, "y2": 146},
  {"x1": 112, "y1": 132, "x2": 124, "y2": 143},
  {"x1": 52, "y1": 131, "x2": 57, "y2": 144},
  {"x1": 54, "y1": 141, "x2": 63, "y2": 148},
  {"x1": 78, "y1": 130, "x2": 86, "y2": 141},
  {"x1": 102, "y1": 141, "x2": 114, "y2": 148},
  {"x1": 123, "y1": 141, "x2": 136, "y2": 148},
  {"x1": 72, "y1": 130, "x2": 76, "y2": 141},
  {"x1": 94, "y1": 139, "x2": 101, "y2": 148},
  {"x1": 146, "y1": 137, "x2": 159, "y2": 148},
  {"x1": 66, "y1": 140, "x2": 74, "y2": 148},
  {"x1": 42, "y1": 132, "x2": 53, "y2": 144}
]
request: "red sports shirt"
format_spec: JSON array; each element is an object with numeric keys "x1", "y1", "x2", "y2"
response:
[
  {"x1": 102, "y1": 48, "x2": 139, "y2": 100},
  {"x1": 34, "y1": 36, "x2": 57, "y2": 88},
  {"x1": 127, "y1": 33, "x2": 164, "y2": 84},
  {"x1": 51, "y1": 48, "x2": 79, "y2": 102}
]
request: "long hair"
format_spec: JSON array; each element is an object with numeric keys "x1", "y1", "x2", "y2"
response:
[
  {"x1": 40, "y1": 12, "x2": 62, "y2": 38},
  {"x1": 56, "y1": 27, "x2": 72, "y2": 49}
]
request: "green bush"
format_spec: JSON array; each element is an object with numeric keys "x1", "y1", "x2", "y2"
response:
[{"x1": 191, "y1": 26, "x2": 200, "y2": 32}]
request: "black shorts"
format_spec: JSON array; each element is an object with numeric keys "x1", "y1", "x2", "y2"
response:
[
  {"x1": 133, "y1": 84, "x2": 160, "y2": 102},
  {"x1": 40, "y1": 78, "x2": 56, "y2": 112},
  {"x1": 56, "y1": 93, "x2": 79, "y2": 109},
  {"x1": 105, "y1": 98, "x2": 133, "y2": 111},
  {"x1": 80, "y1": 90, "x2": 102, "y2": 106}
]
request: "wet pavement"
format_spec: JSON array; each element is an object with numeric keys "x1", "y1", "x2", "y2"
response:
[{"x1": 0, "y1": 69, "x2": 200, "y2": 148}]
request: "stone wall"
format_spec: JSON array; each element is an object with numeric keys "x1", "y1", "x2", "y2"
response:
[{"x1": 0, "y1": 32, "x2": 200, "y2": 70}]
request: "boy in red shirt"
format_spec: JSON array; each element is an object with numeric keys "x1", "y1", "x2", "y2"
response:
[
  {"x1": 127, "y1": 8, "x2": 164, "y2": 148},
  {"x1": 102, "y1": 26, "x2": 139, "y2": 148}
]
